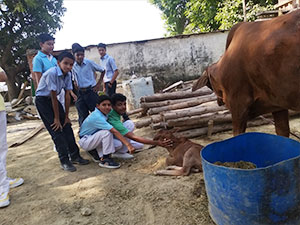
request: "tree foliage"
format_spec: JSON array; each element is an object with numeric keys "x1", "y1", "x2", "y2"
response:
[
  {"x1": 184, "y1": 0, "x2": 222, "y2": 33},
  {"x1": 215, "y1": 0, "x2": 277, "y2": 30},
  {"x1": 0, "y1": 0, "x2": 65, "y2": 99},
  {"x1": 149, "y1": 0, "x2": 277, "y2": 35},
  {"x1": 149, "y1": 0, "x2": 190, "y2": 35}
]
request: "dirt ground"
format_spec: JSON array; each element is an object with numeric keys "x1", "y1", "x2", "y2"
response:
[{"x1": 2, "y1": 107, "x2": 300, "y2": 225}]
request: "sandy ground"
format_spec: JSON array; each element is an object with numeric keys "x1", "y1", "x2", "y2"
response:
[{"x1": 1, "y1": 107, "x2": 300, "y2": 225}]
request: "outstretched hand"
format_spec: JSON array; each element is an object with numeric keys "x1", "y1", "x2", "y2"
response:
[
  {"x1": 127, "y1": 144, "x2": 135, "y2": 154},
  {"x1": 158, "y1": 139, "x2": 173, "y2": 148}
]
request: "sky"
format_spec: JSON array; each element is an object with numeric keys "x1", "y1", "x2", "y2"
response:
[{"x1": 54, "y1": 0, "x2": 166, "y2": 50}]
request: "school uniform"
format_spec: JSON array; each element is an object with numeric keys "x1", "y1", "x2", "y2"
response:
[
  {"x1": 35, "y1": 66, "x2": 81, "y2": 164},
  {"x1": 33, "y1": 51, "x2": 57, "y2": 73},
  {"x1": 72, "y1": 59, "x2": 105, "y2": 126},
  {"x1": 108, "y1": 109, "x2": 144, "y2": 153},
  {"x1": 79, "y1": 108, "x2": 115, "y2": 157},
  {"x1": 33, "y1": 51, "x2": 65, "y2": 107},
  {"x1": 100, "y1": 54, "x2": 118, "y2": 97}
]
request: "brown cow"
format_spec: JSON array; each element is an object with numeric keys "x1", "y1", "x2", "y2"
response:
[
  {"x1": 193, "y1": 10, "x2": 300, "y2": 137},
  {"x1": 153, "y1": 130, "x2": 203, "y2": 176}
]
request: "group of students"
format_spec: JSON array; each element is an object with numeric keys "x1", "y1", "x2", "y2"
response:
[
  {"x1": 31, "y1": 33, "x2": 171, "y2": 172},
  {"x1": 0, "y1": 33, "x2": 172, "y2": 208}
]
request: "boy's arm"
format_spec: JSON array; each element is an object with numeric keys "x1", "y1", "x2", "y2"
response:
[
  {"x1": 63, "y1": 90, "x2": 71, "y2": 126},
  {"x1": 93, "y1": 70, "x2": 105, "y2": 92},
  {"x1": 33, "y1": 72, "x2": 42, "y2": 86},
  {"x1": 125, "y1": 132, "x2": 173, "y2": 147},
  {"x1": 32, "y1": 57, "x2": 43, "y2": 86},
  {"x1": 102, "y1": 81, "x2": 106, "y2": 93},
  {"x1": 90, "y1": 61, "x2": 105, "y2": 92},
  {"x1": 108, "y1": 57, "x2": 119, "y2": 85},
  {"x1": 110, "y1": 128, "x2": 135, "y2": 153},
  {"x1": 50, "y1": 90, "x2": 62, "y2": 131},
  {"x1": 109, "y1": 69, "x2": 119, "y2": 86},
  {"x1": 70, "y1": 90, "x2": 77, "y2": 102}
]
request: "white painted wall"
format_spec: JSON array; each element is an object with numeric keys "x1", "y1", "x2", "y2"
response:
[{"x1": 84, "y1": 31, "x2": 228, "y2": 90}]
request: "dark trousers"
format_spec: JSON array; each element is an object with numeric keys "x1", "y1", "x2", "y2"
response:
[
  {"x1": 75, "y1": 88, "x2": 99, "y2": 126},
  {"x1": 105, "y1": 81, "x2": 117, "y2": 97},
  {"x1": 35, "y1": 96, "x2": 80, "y2": 164}
]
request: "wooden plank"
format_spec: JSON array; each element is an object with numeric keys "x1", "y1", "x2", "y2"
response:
[
  {"x1": 162, "y1": 80, "x2": 183, "y2": 93},
  {"x1": 140, "y1": 87, "x2": 212, "y2": 102},
  {"x1": 127, "y1": 108, "x2": 144, "y2": 116},
  {"x1": 8, "y1": 123, "x2": 44, "y2": 148},
  {"x1": 147, "y1": 94, "x2": 217, "y2": 115}
]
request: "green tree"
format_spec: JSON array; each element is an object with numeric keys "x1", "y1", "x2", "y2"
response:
[
  {"x1": 149, "y1": 0, "x2": 189, "y2": 35},
  {"x1": 150, "y1": 0, "x2": 277, "y2": 34},
  {"x1": 185, "y1": 0, "x2": 222, "y2": 33},
  {"x1": 0, "y1": 0, "x2": 65, "y2": 100},
  {"x1": 215, "y1": 0, "x2": 277, "y2": 30}
]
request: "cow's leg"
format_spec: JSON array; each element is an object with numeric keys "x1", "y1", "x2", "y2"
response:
[
  {"x1": 231, "y1": 114, "x2": 248, "y2": 136},
  {"x1": 227, "y1": 95, "x2": 252, "y2": 136},
  {"x1": 272, "y1": 110, "x2": 290, "y2": 137}
]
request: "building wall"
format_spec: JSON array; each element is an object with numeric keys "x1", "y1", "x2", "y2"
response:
[{"x1": 84, "y1": 31, "x2": 228, "y2": 90}]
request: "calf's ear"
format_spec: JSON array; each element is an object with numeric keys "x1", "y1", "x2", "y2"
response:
[{"x1": 192, "y1": 70, "x2": 209, "y2": 91}]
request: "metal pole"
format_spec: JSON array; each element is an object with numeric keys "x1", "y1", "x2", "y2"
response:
[{"x1": 243, "y1": 0, "x2": 247, "y2": 21}]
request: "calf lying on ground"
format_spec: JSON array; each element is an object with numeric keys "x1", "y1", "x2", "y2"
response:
[{"x1": 153, "y1": 130, "x2": 203, "y2": 176}]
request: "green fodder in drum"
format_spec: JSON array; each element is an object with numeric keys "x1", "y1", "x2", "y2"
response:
[{"x1": 214, "y1": 161, "x2": 257, "y2": 169}]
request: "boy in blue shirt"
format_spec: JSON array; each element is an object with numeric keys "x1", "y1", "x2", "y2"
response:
[
  {"x1": 32, "y1": 34, "x2": 57, "y2": 86},
  {"x1": 79, "y1": 95, "x2": 134, "y2": 169},
  {"x1": 35, "y1": 52, "x2": 89, "y2": 172},
  {"x1": 108, "y1": 94, "x2": 172, "y2": 159},
  {"x1": 33, "y1": 34, "x2": 76, "y2": 109},
  {"x1": 72, "y1": 43, "x2": 105, "y2": 126},
  {"x1": 97, "y1": 43, "x2": 119, "y2": 97}
]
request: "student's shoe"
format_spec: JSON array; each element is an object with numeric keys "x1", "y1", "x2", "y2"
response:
[
  {"x1": 7, "y1": 178, "x2": 24, "y2": 188},
  {"x1": 60, "y1": 161, "x2": 77, "y2": 172},
  {"x1": 71, "y1": 156, "x2": 90, "y2": 165},
  {"x1": 111, "y1": 152, "x2": 134, "y2": 159},
  {"x1": 0, "y1": 192, "x2": 10, "y2": 208},
  {"x1": 86, "y1": 149, "x2": 101, "y2": 162},
  {"x1": 99, "y1": 158, "x2": 120, "y2": 169}
]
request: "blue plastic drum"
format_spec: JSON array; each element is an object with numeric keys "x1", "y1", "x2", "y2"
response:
[{"x1": 201, "y1": 132, "x2": 300, "y2": 225}]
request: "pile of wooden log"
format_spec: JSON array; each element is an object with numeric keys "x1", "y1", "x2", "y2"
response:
[{"x1": 133, "y1": 84, "x2": 300, "y2": 138}]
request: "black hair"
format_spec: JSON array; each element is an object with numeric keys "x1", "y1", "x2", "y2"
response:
[
  {"x1": 57, "y1": 51, "x2": 75, "y2": 62},
  {"x1": 72, "y1": 43, "x2": 84, "y2": 54},
  {"x1": 97, "y1": 43, "x2": 106, "y2": 49},
  {"x1": 111, "y1": 93, "x2": 126, "y2": 106},
  {"x1": 38, "y1": 33, "x2": 55, "y2": 43},
  {"x1": 96, "y1": 95, "x2": 111, "y2": 105}
]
